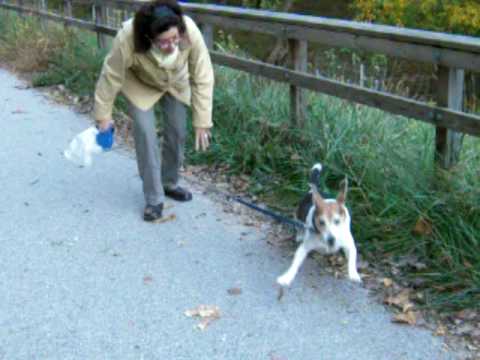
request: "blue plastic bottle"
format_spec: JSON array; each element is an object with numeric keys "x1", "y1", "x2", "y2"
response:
[{"x1": 96, "y1": 125, "x2": 115, "y2": 150}]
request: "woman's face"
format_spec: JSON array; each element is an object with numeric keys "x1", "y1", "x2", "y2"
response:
[{"x1": 152, "y1": 26, "x2": 180, "y2": 54}]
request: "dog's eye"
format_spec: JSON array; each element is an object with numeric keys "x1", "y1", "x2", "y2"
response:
[
  {"x1": 334, "y1": 218, "x2": 340, "y2": 225},
  {"x1": 318, "y1": 219, "x2": 326, "y2": 226}
]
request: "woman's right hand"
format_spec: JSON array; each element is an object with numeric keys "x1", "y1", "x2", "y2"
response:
[{"x1": 97, "y1": 118, "x2": 113, "y2": 131}]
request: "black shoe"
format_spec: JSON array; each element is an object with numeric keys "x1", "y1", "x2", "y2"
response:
[
  {"x1": 143, "y1": 203, "x2": 164, "y2": 222},
  {"x1": 164, "y1": 186, "x2": 193, "y2": 202}
]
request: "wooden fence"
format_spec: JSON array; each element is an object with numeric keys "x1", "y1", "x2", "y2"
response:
[{"x1": 1, "y1": 0, "x2": 479, "y2": 169}]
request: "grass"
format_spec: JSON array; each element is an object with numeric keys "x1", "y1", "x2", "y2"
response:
[{"x1": 1, "y1": 11, "x2": 479, "y2": 312}]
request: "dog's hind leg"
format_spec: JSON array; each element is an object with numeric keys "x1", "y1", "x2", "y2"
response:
[{"x1": 277, "y1": 241, "x2": 316, "y2": 287}]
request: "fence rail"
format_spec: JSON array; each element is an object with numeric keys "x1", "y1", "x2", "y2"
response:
[{"x1": 1, "y1": 0, "x2": 479, "y2": 169}]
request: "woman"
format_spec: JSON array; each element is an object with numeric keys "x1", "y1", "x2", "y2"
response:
[{"x1": 94, "y1": 0, "x2": 214, "y2": 222}]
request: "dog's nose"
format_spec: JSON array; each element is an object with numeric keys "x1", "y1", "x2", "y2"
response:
[{"x1": 327, "y1": 235, "x2": 335, "y2": 247}]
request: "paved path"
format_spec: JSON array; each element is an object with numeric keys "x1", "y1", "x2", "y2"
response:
[{"x1": 0, "y1": 69, "x2": 455, "y2": 359}]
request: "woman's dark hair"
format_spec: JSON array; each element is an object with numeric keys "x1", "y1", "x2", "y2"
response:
[{"x1": 133, "y1": 0, "x2": 186, "y2": 53}]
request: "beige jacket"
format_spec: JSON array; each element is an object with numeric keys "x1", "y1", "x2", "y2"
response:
[{"x1": 94, "y1": 16, "x2": 214, "y2": 128}]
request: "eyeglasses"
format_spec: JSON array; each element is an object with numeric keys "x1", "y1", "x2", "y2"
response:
[{"x1": 152, "y1": 35, "x2": 180, "y2": 49}]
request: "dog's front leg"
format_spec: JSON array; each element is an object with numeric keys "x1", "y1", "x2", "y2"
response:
[
  {"x1": 343, "y1": 238, "x2": 361, "y2": 283},
  {"x1": 277, "y1": 242, "x2": 315, "y2": 287}
]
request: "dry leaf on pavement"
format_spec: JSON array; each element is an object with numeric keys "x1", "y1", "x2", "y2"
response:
[
  {"x1": 143, "y1": 275, "x2": 153, "y2": 284},
  {"x1": 435, "y1": 324, "x2": 447, "y2": 336},
  {"x1": 185, "y1": 305, "x2": 221, "y2": 331},
  {"x1": 227, "y1": 287, "x2": 242, "y2": 296},
  {"x1": 154, "y1": 213, "x2": 176, "y2": 224},
  {"x1": 392, "y1": 311, "x2": 418, "y2": 326},
  {"x1": 12, "y1": 108, "x2": 27, "y2": 114}
]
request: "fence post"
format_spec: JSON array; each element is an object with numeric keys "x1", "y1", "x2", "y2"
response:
[
  {"x1": 434, "y1": 66, "x2": 465, "y2": 169},
  {"x1": 122, "y1": 9, "x2": 130, "y2": 22},
  {"x1": 288, "y1": 39, "x2": 308, "y2": 128},
  {"x1": 39, "y1": 0, "x2": 47, "y2": 29},
  {"x1": 200, "y1": 23, "x2": 214, "y2": 51},
  {"x1": 93, "y1": 2, "x2": 107, "y2": 49},
  {"x1": 3, "y1": 0, "x2": 11, "y2": 21},
  {"x1": 63, "y1": 0, "x2": 72, "y2": 29},
  {"x1": 18, "y1": 0, "x2": 24, "y2": 18}
]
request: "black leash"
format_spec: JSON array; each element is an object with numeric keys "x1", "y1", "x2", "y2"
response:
[
  {"x1": 229, "y1": 195, "x2": 306, "y2": 230},
  {"x1": 186, "y1": 176, "x2": 307, "y2": 230}
]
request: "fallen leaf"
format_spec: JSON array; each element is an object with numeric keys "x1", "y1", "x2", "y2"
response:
[
  {"x1": 454, "y1": 323, "x2": 475, "y2": 336},
  {"x1": 435, "y1": 324, "x2": 447, "y2": 336},
  {"x1": 290, "y1": 153, "x2": 301, "y2": 161},
  {"x1": 185, "y1": 305, "x2": 221, "y2": 331},
  {"x1": 153, "y1": 213, "x2": 176, "y2": 224},
  {"x1": 456, "y1": 309, "x2": 477, "y2": 321},
  {"x1": 199, "y1": 306, "x2": 220, "y2": 318},
  {"x1": 402, "y1": 301, "x2": 415, "y2": 313},
  {"x1": 471, "y1": 328, "x2": 480, "y2": 341},
  {"x1": 227, "y1": 287, "x2": 242, "y2": 296},
  {"x1": 396, "y1": 255, "x2": 428, "y2": 270},
  {"x1": 383, "y1": 278, "x2": 393, "y2": 287},
  {"x1": 466, "y1": 343, "x2": 478, "y2": 352},
  {"x1": 392, "y1": 311, "x2": 418, "y2": 325},
  {"x1": 143, "y1": 275, "x2": 153, "y2": 284},
  {"x1": 197, "y1": 317, "x2": 216, "y2": 331},
  {"x1": 185, "y1": 305, "x2": 220, "y2": 318},
  {"x1": 384, "y1": 289, "x2": 411, "y2": 310},
  {"x1": 12, "y1": 108, "x2": 27, "y2": 114},
  {"x1": 412, "y1": 217, "x2": 432, "y2": 236}
]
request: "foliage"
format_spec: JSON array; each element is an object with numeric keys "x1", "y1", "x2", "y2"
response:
[{"x1": 352, "y1": 0, "x2": 480, "y2": 36}]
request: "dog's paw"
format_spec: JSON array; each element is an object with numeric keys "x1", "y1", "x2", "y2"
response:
[
  {"x1": 277, "y1": 274, "x2": 293, "y2": 287},
  {"x1": 349, "y1": 272, "x2": 362, "y2": 283}
]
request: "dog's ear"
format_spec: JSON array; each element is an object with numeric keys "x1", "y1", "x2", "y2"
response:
[
  {"x1": 337, "y1": 177, "x2": 348, "y2": 204},
  {"x1": 310, "y1": 184, "x2": 324, "y2": 208}
]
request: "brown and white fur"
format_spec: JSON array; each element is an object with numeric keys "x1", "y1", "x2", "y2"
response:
[{"x1": 277, "y1": 163, "x2": 361, "y2": 287}]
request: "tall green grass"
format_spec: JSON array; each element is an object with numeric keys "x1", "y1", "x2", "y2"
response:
[{"x1": 1, "y1": 11, "x2": 478, "y2": 311}]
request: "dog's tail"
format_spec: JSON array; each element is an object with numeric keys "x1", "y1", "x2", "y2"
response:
[{"x1": 309, "y1": 163, "x2": 323, "y2": 192}]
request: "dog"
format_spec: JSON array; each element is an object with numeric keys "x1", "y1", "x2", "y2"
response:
[{"x1": 277, "y1": 163, "x2": 361, "y2": 287}]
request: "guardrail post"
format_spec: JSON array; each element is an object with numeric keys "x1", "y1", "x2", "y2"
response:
[
  {"x1": 200, "y1": 23, "x2": 214, "y2": 50},
  {"x1": 288, "y1": 39, "x2": 308, "y2": 128},
  {"x1": 93, "y1": 2, "x2": 107, "y2": 49},
  {"x1": 435, "y1": 66, "x2": 465, "y2": 169}
]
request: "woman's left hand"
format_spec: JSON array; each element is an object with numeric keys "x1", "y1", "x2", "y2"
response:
[{"x1": 195, "y1": 127, "x2": 212, "y2": 152}]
